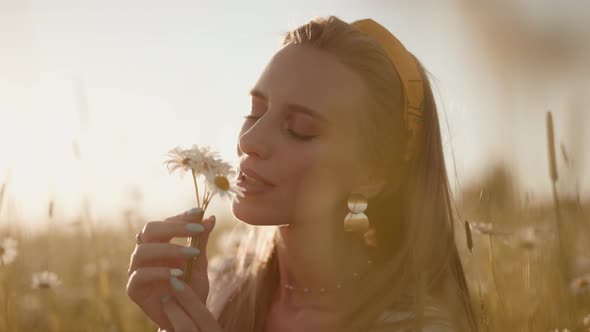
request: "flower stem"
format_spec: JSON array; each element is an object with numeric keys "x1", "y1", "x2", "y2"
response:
[
  {"x1": 191, "y1": 169, "x2": 201, "y2": 208},
  {"x1": 184, "y1": 209, "x2": 203, "y2": 282},
  {"x1": 185, "y1": 169, "x2": 204, "y2": 282}
]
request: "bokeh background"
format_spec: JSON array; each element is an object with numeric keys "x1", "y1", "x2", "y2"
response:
[{"x1": 0, "y1": 1, "x2": 589, "y2": 331}]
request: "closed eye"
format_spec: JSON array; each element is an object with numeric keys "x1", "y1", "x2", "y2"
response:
[{"x1": 242, "y1": 114, "x2": 316, "y2": 141}]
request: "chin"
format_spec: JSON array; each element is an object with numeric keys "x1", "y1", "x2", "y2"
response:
[{"x1": 231, "y1": 197, "x2": 286, "y2": 226}]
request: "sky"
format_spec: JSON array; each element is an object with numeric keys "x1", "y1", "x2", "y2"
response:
[{"x1": 1, "y1": 0, "x2": 588, "y2": 228}]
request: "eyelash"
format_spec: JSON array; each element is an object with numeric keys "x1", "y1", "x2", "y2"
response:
[{"x1": 242, "y1": 115, "x2": 315, "y2": 141}]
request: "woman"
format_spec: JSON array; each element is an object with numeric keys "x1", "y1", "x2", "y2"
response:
[{"x1": 127, "y1": 16, "x2": 477, "y2": 332}]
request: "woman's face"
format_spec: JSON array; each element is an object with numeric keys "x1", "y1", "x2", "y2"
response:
[{"x1": 231, "y1": 43, "x2": 370, "y2": 227}]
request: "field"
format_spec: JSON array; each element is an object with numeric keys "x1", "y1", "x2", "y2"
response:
[{"x1": 0, "y1": 115, "x2": 588, "y2": 332}]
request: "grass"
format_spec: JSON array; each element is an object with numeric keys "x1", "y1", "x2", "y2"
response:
[{"x1": 0, "y1": 112, "x2": 588, "y2": 331}]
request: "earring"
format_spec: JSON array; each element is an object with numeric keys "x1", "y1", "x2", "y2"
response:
[{"x1": 344, "y1": 192, "x2": 369, "y2": 233}]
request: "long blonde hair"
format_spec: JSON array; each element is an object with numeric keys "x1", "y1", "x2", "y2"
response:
[{"x1": 208, "y1": 15, "x2": 477, "y2": 332}]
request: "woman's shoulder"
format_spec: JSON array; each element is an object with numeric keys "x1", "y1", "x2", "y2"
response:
[{"x1": 369, "y1": 299, "x2": 465, "y2": 332}]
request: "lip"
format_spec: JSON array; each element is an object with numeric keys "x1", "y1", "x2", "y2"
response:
[
  {"x1": 238, "y1": 165, "x2": 275, "y2": 187},
  {"x1": 236, "y1": 165, "x2": 275, "y2": 195}
]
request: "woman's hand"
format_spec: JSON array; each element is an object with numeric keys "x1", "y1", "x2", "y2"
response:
[{"x1": 126, "y1": 208, "x2": 217, "y2": 331}]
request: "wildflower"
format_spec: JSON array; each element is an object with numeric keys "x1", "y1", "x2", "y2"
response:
[
  {"x1": 204, "y1": 172, "x2": 244, "y2": 202},
  {"x1": 469, "y1": 222, "x2": 494, "y2": 235},
  {"x1": 163, "y1": 146, "x2": 201, "y2": 177},
  {"x1": 31, "y1": 271, "x2": 62, "y2": 289},
  {"x1": 518, "y1": 227, "x2": 539, "y2": 249},
  {"x1": 0, "y1": 237, "x2": 18, "y2": 265},
  {"x1": 469, "y1": 222, "x2": 513, "y2": 236},
  {"x1": 570, "y1": 273, "x2": 590, "y2": 295},
  {"x1": 163, "y1": 143, "x2": 239, "y2": 281}
]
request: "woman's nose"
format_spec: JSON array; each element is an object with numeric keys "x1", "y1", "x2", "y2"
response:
[{"x1": 237, "y1": 120, "x2": 271, "y2": 160}]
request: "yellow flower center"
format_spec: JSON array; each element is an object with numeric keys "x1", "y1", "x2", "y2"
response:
[
  {"x1": 214, "y1": 176, "x2": 230, "y2": 191},
  {"x1": 0, "y1": 246, "x2": 5, "y2": 256},
  {"x1": 577, "y1": 278, "x2": 589, "y2": 289}
]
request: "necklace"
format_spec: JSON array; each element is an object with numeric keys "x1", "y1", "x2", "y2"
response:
[{"x1": 281, "y1": 259, "x2": 373, "y2": 293}]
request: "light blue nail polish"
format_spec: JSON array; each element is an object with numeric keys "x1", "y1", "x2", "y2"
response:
[
  {"x1": 181, "y1": 246, "x2": 200, "y2": 256},
  {"x1": 186, "y1": 207, "x2": 203, "y2": 215},
  {"x1": 185, "y1": 223, "x2": 204, "y2": 233},
  {"x1": 170, "y1": 277, "x2": 184, "y2": 292},
  {"x1": 161, "y1": 294, "x2": 171, "y2": 303}
]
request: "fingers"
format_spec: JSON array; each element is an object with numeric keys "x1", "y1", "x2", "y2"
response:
[
  {"x1": 140, "y1": 220, "x2": 206, "y2": 243},
  {"x1": 127, "y1": 266, "x2": 184, "y2": 299},
  {"x1": 161, "y1": 295, "x2": 199, "y2": 332},
  {"x1": 128, "y1": 243, "x2": 201, "y2": 277},
  {"x1": 165, "y1": 207, "x2": 204, "y2": 223},
  {"x1": 168, "y1": 277, "x2": 223, "y2": 332},
  {"x1": 190, "y1": 216, "x2": 216, "y2": 272},
  {"x1": 138, "y1": 207, "x2": 207, "y2": 243}
]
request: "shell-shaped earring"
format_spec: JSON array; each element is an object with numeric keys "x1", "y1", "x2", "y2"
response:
[{"x1": 344, "y1": 192, "x2": 369, "y2": 233}]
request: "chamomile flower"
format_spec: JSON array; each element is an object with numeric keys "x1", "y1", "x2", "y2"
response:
[
  {"x1": 163, "y1": 143, "x2": 239, "y2": 281},
  {"x1": 163, "y1": 146, "x2": 200, "y2": 177},
  {"x1": 31, "y1": 271, "x2": 62, "y2": 290},
  {"x1": 518, "y1": 227, "x2": 539, "y2": 249},
  {"x1": 0, "y1": 237, "x2": 18, "y2": 265},
  {"x1": 204, "y1": 172, "x2": 244, "y2": 201},
  {"x1": 570, "y1": 273, "x2": 590, "y2": 295}
]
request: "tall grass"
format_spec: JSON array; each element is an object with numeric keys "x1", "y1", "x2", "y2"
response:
[{"x1": 0, "y1": 111, "x2": 588, "y2": 331}]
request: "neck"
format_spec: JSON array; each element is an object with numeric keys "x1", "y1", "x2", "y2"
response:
[{"x1": 272, "y1": 218, "x2": 373, "y2": 311}]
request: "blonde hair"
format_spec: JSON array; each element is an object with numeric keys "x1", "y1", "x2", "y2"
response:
[{"x1": 207, "y1": 15, "x2": 477, "y2": 332}]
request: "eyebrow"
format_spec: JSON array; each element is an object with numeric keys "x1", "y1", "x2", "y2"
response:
[{"x1": 249, "y1": 88, "x2": 330, "y2": 124}]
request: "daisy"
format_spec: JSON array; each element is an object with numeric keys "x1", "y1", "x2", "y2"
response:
[
  {"x1": 31, "y1": 271, "x2": 62, "y2": 290},
  {"x1": 518, "y1": 227, "x2": 539, "y2": 249},
  {"x1": 163, "y1": 143, "x2": 240, "y2": 282},
  {"x1": 469, "y1": 222, "x2": 513, "y2": 236},
  {"x1": 570, "y1": 273, "x2": 590, "y2": 295},
  {"x1": 163, "y1": 146, "x2": 201, "y2": 177},
  {"x1": 0, "y1": 237, "x2": 18, "y2": 265},
  {"x1": 205, "y1": 157, "x2": 236, "y2": 178},
  {"x1": 204, "y1": 172, "x2": 244, "y2": 203}
]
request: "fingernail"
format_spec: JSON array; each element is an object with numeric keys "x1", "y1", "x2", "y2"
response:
[
  {"x1": 180, "y1": 246, "x2": 200, "y2": 256},
  {"x1": 170, "y1": 268, "x2": 183, "y2": 277},
  {"x1": 161, "y1": 294, "x2": 171, "y2": 303},
  {"x1": 170, "y1": 277, "x2": 184, "y2": 292},
  {"x1": 185, "y1": 223, "x2": 204, "y2": 233},
  {"x1": 186, "y1": 207, "x2": 203, "y2": 216},
  {"x1": 205, "y1": 216, "x2": 216, "y2": 229}
]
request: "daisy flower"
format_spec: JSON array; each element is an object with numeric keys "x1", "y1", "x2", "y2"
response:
[
  {"x1": 163, "y1": 143, "x2": 240, "y2": 281},
  {"x1": 31, "y1": 271, "x2": 62, "y2": 290},
  {"x1": 570, "y1": 273, "x2": 590, "y2": 295},
  {"x1": 469, "y1": 222, "x2": 513, "y2": 236},
  {"x1": 204, "y1": 171, "x2": 244, "y2": 203},
  {"x1": 517, "y1": 227, "x2": 539, "y2": 249},
  {"x1": 163, "y1": 146, "x2": 201, "y2": 177},
  {"x1": 0, "y1": 237, "x2": 18, "y2": 265}
]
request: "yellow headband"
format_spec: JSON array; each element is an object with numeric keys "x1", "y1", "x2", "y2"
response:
[{"x1": 351, "y1": 18, "x2": 425, "y2": 162}]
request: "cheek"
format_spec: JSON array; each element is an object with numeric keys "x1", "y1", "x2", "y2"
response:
[{"x1": 289, "y1": 149, "x2": 351, "y2": 223}]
